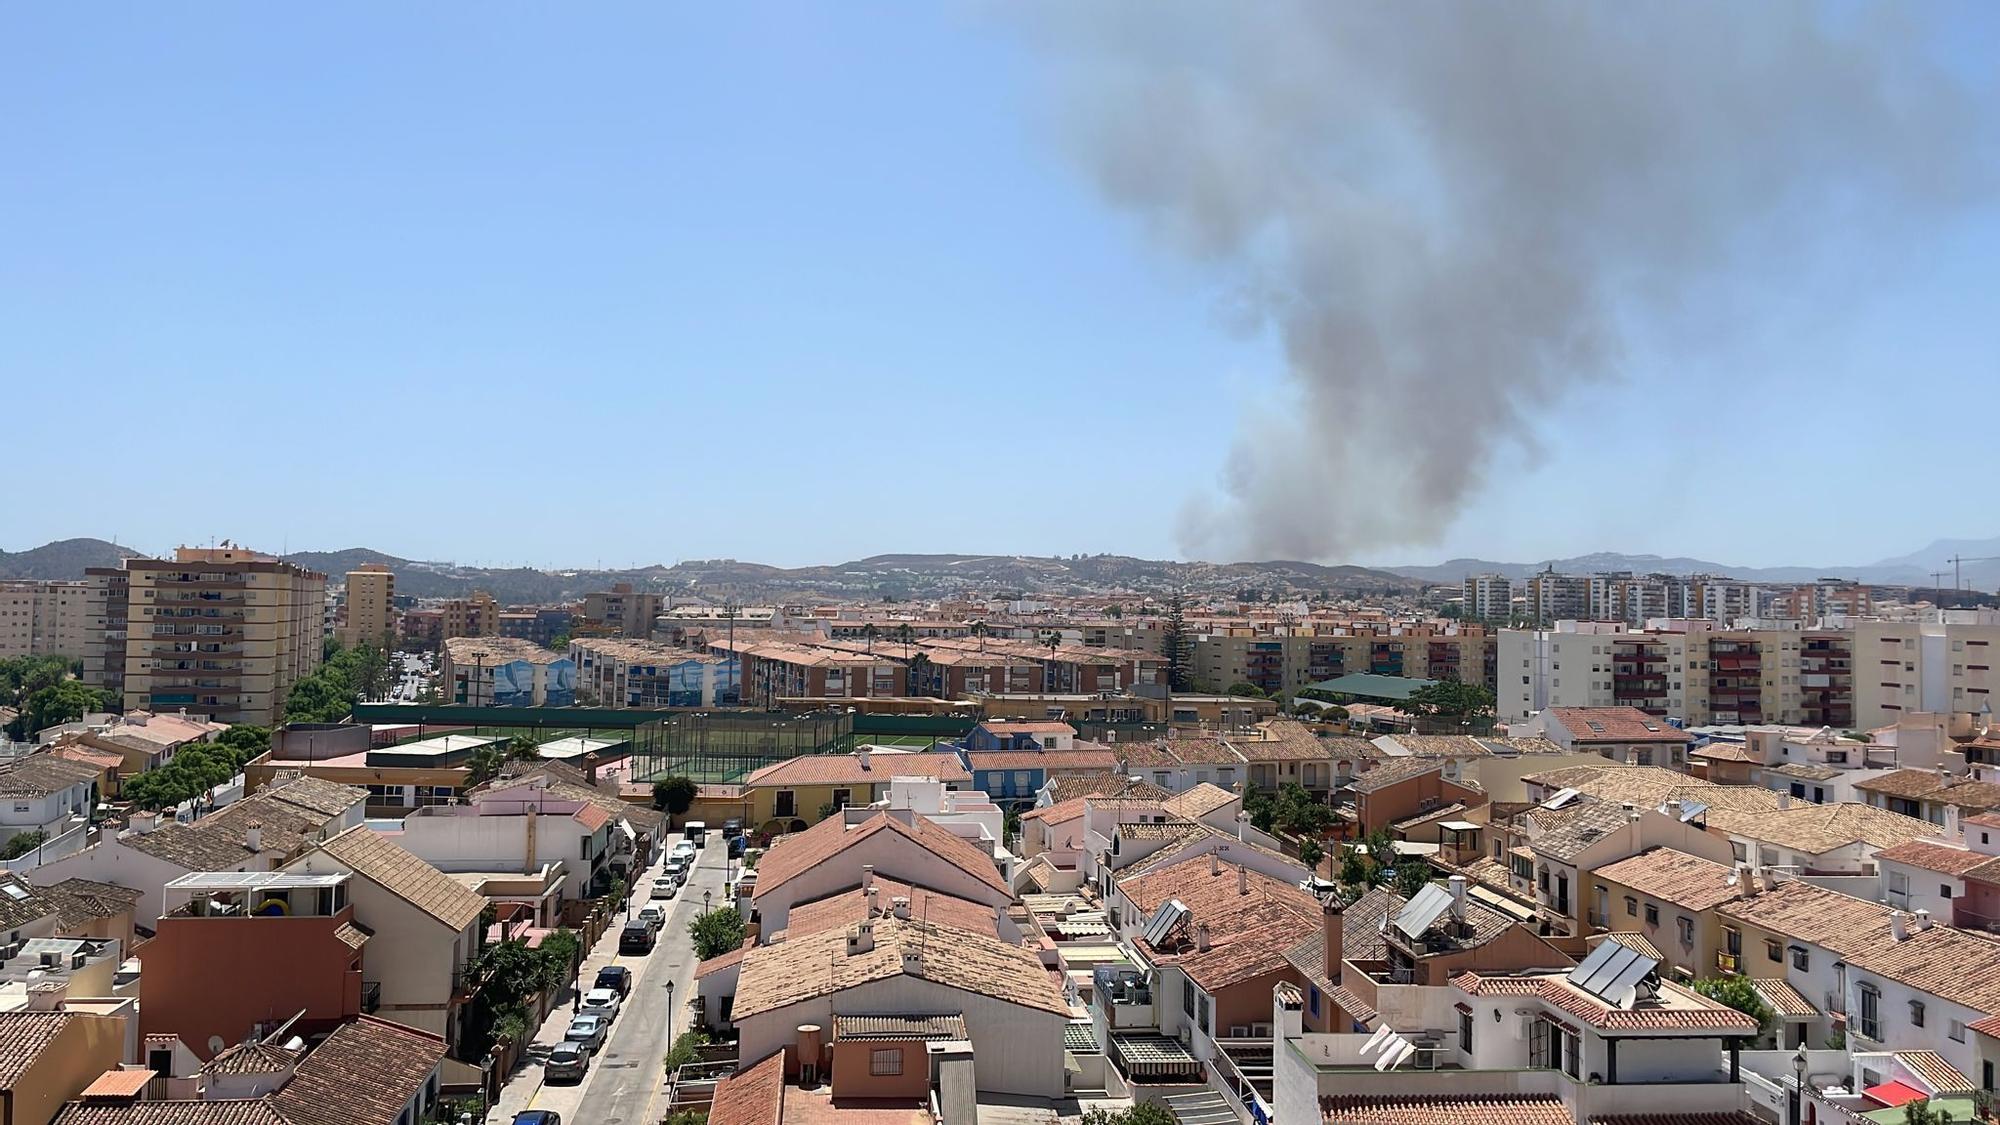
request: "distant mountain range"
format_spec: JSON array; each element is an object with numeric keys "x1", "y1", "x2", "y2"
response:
[
  {"x1": 7, "y1": 535, "x2": 1996, "y2": 600},
  {"x1": 1384, "y1": 538, "x2": 2000, "y2": 589}
]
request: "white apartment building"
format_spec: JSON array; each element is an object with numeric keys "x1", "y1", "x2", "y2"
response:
[
  {"x1": 0, "y1": 580, "x2": 89, "y2": 660},
  {"x1": 1460, "y1": 574, "x2": 1514, "y2": 622},
  {"x1": 1851, "y1": 613, "x2": 2000, "y2": 730}
]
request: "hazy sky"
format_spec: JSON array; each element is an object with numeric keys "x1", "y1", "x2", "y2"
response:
[{"x1": 4, "y1": 4, "x2": 1997, "y2": 571}]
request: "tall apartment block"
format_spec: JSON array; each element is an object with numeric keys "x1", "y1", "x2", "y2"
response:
[
  {"x1": 1191, "y1": 626, "x2": 1497, "y2": 697},
  {"x1": 0, "y1": 579, "x2": 89, "y2": 659},
  {"x1": 440, "y1": 592, "x2": 498, "y2": 639},
  {"x1": 118, "y1": 547, "x2": 327, "y2": 725},
  {"x1": 1460, "y1": 574, "x2": 1514, "y2": 621},
  {"x1": 580, "y1": 584, "x2": 662, "y2": 638},
  {"x1": 80, "y1": 568, "x2": 130, "y2": 700},
  {"x1": 1850, "y1": 613, "x2": 2000, "y2": 728},
  {"x1": 335, "y1": 564, "x2": 397, "y2": 650}
]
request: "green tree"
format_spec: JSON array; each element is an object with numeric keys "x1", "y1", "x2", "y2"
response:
[
  {"x1": 1297, "y1": 836, "x2": 1325, "y2": 873},
  {"x1": 0, "y1": 830, "x2": 47, "y2": 860},
  {"x1": 1688, "y1": 975, "x2": 1777, "y2": 1040},
  {"x1": 1225, "y1": 682, "x2": 1268, "y2": 698},
  {"x1": 1391, "y1": 858, "x2": 1433, "y2": 898},
  {"x1": 549, "y1": 633, "x2": 571, "y2": 652},
  {"x1": 1160, "y1": 592, "x2": 1193, "y2": 691},
  {"x1": 653, "y1": 775, "x2": 698, "y2": 814},
  {"x1": 1393, "y1": 681, "x2": 1497, "y2": 729},
  {"x1": 464, "y1": 737, "x2": 537, "y2": 788},
  {"x1": 663, "y1": 1029, "x2": 711, "y2": 1072},
  {"x1": 688, "y1": 906, "x2": 747, "y2": 961},
  {"x1": 1903, "y1": 1099, "x2": 1955, "y2": 1125},
  {"x1": 13, "y1": 679, "x2": 112, "y2": 739},
  {"x1": 1081, "y1": 1103, "x2": 1177, "y2": 1125}
]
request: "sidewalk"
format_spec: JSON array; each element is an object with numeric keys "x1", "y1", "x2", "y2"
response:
[{"x1": 487, "y1": 852, "x2": 668, "y2": 1122}]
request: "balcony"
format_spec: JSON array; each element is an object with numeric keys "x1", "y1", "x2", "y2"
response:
[
  {"x1": 1093, "y1": 966, "x2": 1158, "y2": 1029},
  {"x1": 1715, "y1": 951, "x2": 1738, "y2": 974},
  {"x1": 361, "y1": 980, "x2": 381, "y2": 1013}
]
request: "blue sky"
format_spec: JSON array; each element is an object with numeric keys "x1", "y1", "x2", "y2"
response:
[{"x1": 3, "y1": 4, "x2": 1996, "y2": 571}]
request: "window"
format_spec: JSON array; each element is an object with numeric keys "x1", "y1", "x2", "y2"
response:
[
  {"x1": 1309, "y1": 987, "x2": 1320, "y2": 1016},
  {"x1": 1624, "y1": 896, "x2": 1637, "y2": 917},
  {"x1": 1985, "y1": 1060, "x2": 1995, "y2": 1093},
  {"x1": 1184, "y1": 978, "x2": 1197, "y2": 1016},
  {"x1": 1724, "y1": 927, "x2": 1742, "y2": 956},
  {"x1": 1857, "y1": 984, "x2": 1881, "y2": 1041},
  {"x1": 1198, "y1": 993, "x2": 1211, "y2": 1034},
  {"x1": 831, "y1": 788, "x2": 852, "y2": 810},
  {"x1": 1677, "y1": 916, "x2": 1695, "y2": 946},
  {"x1": 1458, "y1": 1009, "x2": 1473, "y2": 1053},
  {"x1": 1951, "y1": 1019, "x2": 1966, "y2": 1043},
  {"x1": 1944, "y1": 884, "x2": 1955, "y2": 899},
  {"x1": 1766, "y1": 939, "x2": 1782, "y2": 962},
  {"x1": 1644, "y1": 903, "x2": 1659, "y2": 926},
  {"x1": 870, "y1": 1048, "x2": 903, "y2": 1076},
  {"x1": 1791, "y1": 946, "x2": 1810, "y2": 971},
  {"x1": 774, "y1": 790, "x2": 797, "y2": 818},
  {"x1": 1910, "y1": 999, "x2": 1925, "y2": 1028},
  {"x1": 10, "y1": 803, "x2": 30, "y2": 813}
]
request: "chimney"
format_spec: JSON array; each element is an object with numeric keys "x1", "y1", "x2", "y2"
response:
[
  {"x1": 858, "y1": 749, "x2": 872, "y2": 771},
  {"x1": 847, "y1": 921, "x2": 875, "y2": 955},
  {"x1": 1735, "y1": 862, "x2": 1755, "y2": 900},
  {"x1": 1449, "y1": 875, "x2": 1468, "y2": 922},
  {"x1": 891, "y1": 896, "x2": 911, "y2": 920},
  {"x1": 1321, "y1": 896, "x2": 1345, "y2": 984},
  {"x1": 1238, "y1": 865, "x2": 1249, "y2": 896},
  {"x1": 25, "y1": 981, "x2": 66, "y2": 1012},
  {"x1": 902, "y1": 948, "x2": 923, "y2": 975},
  {"x1": 1237, "y1": 812, "x2": 1249, "y2": 842},
  {"x1": 1195, "y1": 922, "x2": 1211, "y2": 952},
  {"x1": 245, "y1": 822, "x2": 263, "y2": 852},
  {"x1": 129, "y1": 812, "x2": 155, "y2": 835},
  {"x1": 1946, "y1": 804, "x2": 1963, "y2": 840},
  {"x1": 1664, "y1": 799, "x2": 1683, "y2": 822},
  {"x1": 1623, "y1": 801, "x2": 1639, "y2": 823},
  {"x1": 1210, "y1": 852, "x2": 1220, "y2": 877},
  {"x1": 1890, "y1": 911, "x2": 1909, "y2": 942},
  {"x1": 1916, "y1": 908, "x2": 1933, "y2": 931},
  {"x1": 1776, "y1": 791, "x2": 1791, "y2": 810},
  {"x1": 861, "y1": 864, "x2": 875, "y2": 892},
  {"x1": 866, "y1": 885, "x2": 879, "y2": 916}
]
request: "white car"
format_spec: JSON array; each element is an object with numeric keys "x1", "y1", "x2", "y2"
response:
[
  {"x1": 650, "y1": 880, "x2": 678, "y2": 901},
  {"x1": 638, "y1": 904, "x2": 666, "y2": 929},
  {"x1": 670, "y1": 840, "x2": 698, "y2": 861},
  {"x1": 580, "y1": 988, "x2": 622, "y2": 1020}
]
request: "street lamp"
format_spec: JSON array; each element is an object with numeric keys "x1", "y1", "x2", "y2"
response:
[
  {"x1": 1790, "y1": 1045, "x2": 1808, "y2": 1125},
  {"x1": 665, "y1": 979, "x2": 676, "y2": 1048},
  {"x1": 704, "y1": 889, "x2": 712, "y2": 914}
]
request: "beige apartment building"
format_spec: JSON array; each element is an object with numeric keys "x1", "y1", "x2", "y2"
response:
[
  {"x1": 336, "y1": 564, "x2": 397, "y2": 650},
  {"x1": 1850, "y1": 614, "x2": 2000, "y2": 729},
  {"x1": 440, "y1": 591, "x2": 498, "y2": 639},
  {"x1": 580, "y1": 584, "x2": 662, "y2": 637},
  {"x1": 1190, "y1": 625, "x2": 1497, "y2": 696},
  {"x1": 0, "y1": 579, "x2": 89, "y2": 659},
  {"x1": 118, "y1": 546, "x2": 327, "y2": 725},
  {"x1": 79, "y1": 566, "x2": 131, "y2": 699}
]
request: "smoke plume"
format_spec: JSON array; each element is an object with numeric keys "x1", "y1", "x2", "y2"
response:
[{"x1": 1022, "y1": 2, "x2": 1985, "y2": 561}]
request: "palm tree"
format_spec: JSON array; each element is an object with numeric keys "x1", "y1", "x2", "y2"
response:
[
  {"x1": 466, "y1": 735, "x2": 539, "y2": 787},
  {"x1": 971, "y1": 621, "x2": 989, "y2": 654},
  {"x1": 862, "y1": 623, "x2": 879, "y2": 654}
]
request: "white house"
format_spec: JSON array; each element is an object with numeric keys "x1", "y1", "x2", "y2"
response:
[{"x1": 749, "y1": 811, "x2": 1010, "y2": 935}]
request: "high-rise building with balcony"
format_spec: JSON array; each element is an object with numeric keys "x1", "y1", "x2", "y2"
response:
[
  {"x1": 335, "y1": 565, "x2": 397, "y2": 650},
  {"x1": 0, "y1": 579, "x2": 89, "y2": 659},
  {"x1": 117, "y1": 546, "x2": 327, "y2": 725}
]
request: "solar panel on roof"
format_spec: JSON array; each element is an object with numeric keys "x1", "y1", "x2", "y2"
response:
[
  {"x1": 1566, "y1": 940, "x2": 1630, "y2": 994},
  {"x1": 1675, "y1": 801, "x2": 1709, "y2": 823},
  {"x1": 1393, "y1": 883, "x2": 1453, "y2": 940},
  {"x1": 1142, "y1": 899, "x2": 1189, "y2": 947},
  {"x1": 1543, "y1": 787, "x2": 1581, "y2": 809},
  {"x1": 1600, "y1": 949, "x2": 1662, "y2": 1008}
]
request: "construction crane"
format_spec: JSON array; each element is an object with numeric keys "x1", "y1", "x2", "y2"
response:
[{"x1": 1948, "y1": 555, "x2": 2000, "y2": 591}]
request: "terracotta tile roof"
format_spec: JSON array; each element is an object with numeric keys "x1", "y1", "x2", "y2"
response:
[
  {"x1": 309, "y1": 827, "x2": 486, "y2": 931},
  {"x1": 1044, "y1": 774, "x2": 1172, "y2": 804},
  {"x1": 201, "y1": 1041, "x2": 301, "y2": 1077},
  {"x1": 1531, "y1": 800, "x2": 1635, "y2": 863},
  {"x1": 1019, "y1": 797, "x2": 1089, "y2": 825},
  {"x1": 1380, "y1": 734, "x2": 1494, "y2": 759},
  {"x1": 1692, "y1": 743, "x2": 1753, "y2": 762},
  {"x1": 979, "y1": 721, "x2": 1076, "y2": 735},
  {"x1": 1162, "y1": 783, "x2": 1238, "y2": 821},
  {"x1": 1719, "y1": 879, "x2": 2000, "y2": 1012},
  {"x1": 1319, "y1": 1094, "x2": 1570, "y2": 1125},
  {"x1": 1339, "y1": 885, "x2": 1400, "y2": 961},
  {"x1": 1116, "y1": 819, "x2": 1207, "y2": 845},
  {"x1": 1587, "y1": 1116, "x2": 1765, "y2": 1125},
  {"x1": 125, "y1": 785, "x2": 344, "y2": 871},
  {"x1": 1547, "y1": 707, "x2": 1692, "y2": 743},
  {"x1": 786, "y1": 878, "x2": 998, "y2": 940},
  {"x1": 257, "y1": 774, "x2": 368, "y2": 819},
  {"x1": 53, "y1": 746, "x2": 125, "y2": 771},
  {"x1": 1896, "y1": 1050, "x2": 1973, "y2": 1095},
  {"x1": 1524, "y1": 766, "x2": 1782, "y2": 815},
  {"x1": 1599, "y1": 932, "x2": 1665, "y2": 960},
  {"x1": 1156, "y1": 735, "x2": 1246, "y2": 766},
  {"x1": 743, "y1": 752, "x2": 970, "y2": 788},
  {"x1": 54, "y1": 1104, "x2": 291, "y2": 1125},
  {"x1": 80, "y1": 1069, "x2": 155, "y2": 1099},
  {"x1": 1392, "y1": 803, "x2": 1468, "y2": 831},
  {"x1": 694, "y1": 944, "x2": 750, "y2": 979},
  {"x1": 39, "y1": 879, "x2": 141, "y2": 933},
  {"x1": 1353, "y1": 756, "x2": 1447, "y2": 793},
  {"x1": 0, "y1": 753, "x2": 104, "y2": 796},
  {"x1": 1453, "y1": 973, "x2": 1758, "y2": 1034},
  {"x1": 1873, "y1": 838, "x2": 1991, "y2": 876},
  {"x1": 269, "y1": 1016, "x2": 446, "y2": 1125},
  {"x1": 1280, "y1": 929, "x2": 1379, "y2": 1025},
  {"x1": 570, "y1": 802, "x2": 612, "y2": 831},
  {"x1": 333, "y1": 921, "x2": 370, "y2": 950},
  {"x1": 0, "y1": 874, "x2": 55, "y2": 932},
  {"x1": 1854, "y1": 769, "x2": 2000, "y2": 809},
  {"x1": 1592, "y1": 848, "x2": 1740, "y2": 912},
  {"x1": 831, "y1": 1014, "x2": 969, "y2": 1040},
  {"x1": 1968, "y1": 1013, "x2": 2000, "y2": 1039},
  {"x1": 0, "y1": 1012, "x2": 73, "y2": 1086},
  {"x1": 752, "y1": 813, "x2": 1005, "y2": 901},
  {"x1": 1230, "y1": 720, "x2": 1337, "y2": 762},
  {"x1": 963, "y1": 748, "x2": 1119, "y2": 772},
  {"x1": 1751, "y1": 978, "x2": 1818, "y2": 1019},
  {"x1": 708, "y1": 1051, "x2": 784, "y2": 1125},
  {"x1": 1763, "y1": 762, "x2": 1841, "y2": 781},
  {"x1": 1119, "y1": 855, "x2": 1321, "y2": 991},
  {"x1": 1704, "y1": 802, "x2": 1941, "y2": 856},
  {"x1": 733, "y1": 914, "x2": 1068, "y2": 1020}
]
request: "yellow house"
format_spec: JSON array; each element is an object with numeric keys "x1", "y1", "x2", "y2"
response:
[
  {"x1": 1586, "y1": 847, "x2": 1741, "y2": 981},
  {"x1": 738, "y1": 751, "x2": 971, "y2": 833},
  {"x1": 0, "y1": 1009, "x2": 129, "y2": 1125}
]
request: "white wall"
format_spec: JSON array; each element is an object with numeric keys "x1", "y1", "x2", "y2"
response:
[
  {"x1": 390, "y1": 812, "x2": 601, "y2": 897},
  {"x1": 287, "y1": 849, "x2": 475, "y2": 1043},
  {"x1": 754, "y1": 833, "x2": 1008, "y2": 932},
  {"x1": 26, "y1": 838, "x2": 254, "y2": 925}
]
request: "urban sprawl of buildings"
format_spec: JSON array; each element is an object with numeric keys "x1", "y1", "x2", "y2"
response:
[{"x1": 0, "y1": 542, "x2": 1996, "y2": 1124}]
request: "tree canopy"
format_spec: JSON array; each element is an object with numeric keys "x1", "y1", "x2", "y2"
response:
[
  {"x1": 689, "y1": 905, "x2": 747, "y2": 961},
  {"x1": 654, "y1": 775, "x2": 698, "y2": 814},
  {"x1": 283, "y1": 642, "x2": 394, "y2": 724},
  {"x1": 1688, "y1": 975, "x2": 1777, "y2": 1040},
  {"x1": 123, "y1": 726, "x2": 272, "y2": 812},
  {"x1": 1392, "y1": 680, "x2": 1496, "y2": 728}
]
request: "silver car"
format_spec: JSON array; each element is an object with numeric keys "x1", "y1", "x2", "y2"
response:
[{"x1": 545, "y1": 1040, "x2": 590, "y2": 1083}]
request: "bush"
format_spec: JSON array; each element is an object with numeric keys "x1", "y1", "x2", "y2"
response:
[
  {"x1": 654, "y1": 775, "x2": 698, "y2": 814},
  {"x1": 663, "y1": 1029, "x2": 711, "y2": 1072},
  {"x1": 1688, "y1": 975, "x2": 1776, "y2": 1039},
  {"x1": 689, "y1": 906, "x2": 747, "y2": 961},
  {"x1": 0, "y1": 831, "x2": 46, "y2": 860}
]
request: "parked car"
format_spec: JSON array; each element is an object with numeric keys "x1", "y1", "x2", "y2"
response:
[
  {"x1": 618, "y1": 920, "x2": 655, "y2": 955},
  {"x1": 512, "y1": 1113, "x2": 562, "y2": 1125},
  {"x1": 545, "y1": 1041, "x2": 590, "y2": 1083},
  {"x1": 729, "y1": 835, "x2": 748, "y2": 859},
  {"x1": 722, "y1": 817, "x2": 743, "y2": 839},
  {"x1": 664, "y1": 855, "x2": 690, "y2": 880},
  {"x1": 650, "y1": 879, "x2": 678, "y2": 902},
  {"x1": 638, "y1": 904, "x2": 666, "y2": 930},
  {"x1": 564, "y1": 1013, "x2": 608, "y2": 1051},
  {"x1": 683, "y1": 821, "x2": 707, "y2": 845},
  {"x1": 593, "y1": 965, "x2": 631, "y2": 998},
  {"x1": 581, "y1": 988, "x2": 622, "y2": 1020}
]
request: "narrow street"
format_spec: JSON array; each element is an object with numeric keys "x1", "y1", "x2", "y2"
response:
[{"x1": 489, "y1": 834, "x2": 733, "y2": 1124}]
